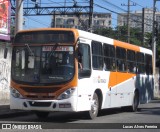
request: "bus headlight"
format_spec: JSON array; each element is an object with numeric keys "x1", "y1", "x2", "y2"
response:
[
  {"x1": 57, "y1": 88, "x2": 75, "y2": 100},
  {"x1": 11, "y1": 88, "x2": 24, "y2": 99}
]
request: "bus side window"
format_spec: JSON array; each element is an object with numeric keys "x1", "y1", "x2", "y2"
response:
[
  {"x1": 127, "y1": 50, "x2": 136, "y2": 73},
  {"x1": 91, "y1": 41, "x2": 103, "y2": 70},
  {"x1": 145, "y1": 54, "x2": 152, "y2": 75},
  {"x1": 137, "y1": 52, "x2": 145, "y2": 74},
  {"x1": 116, "y1": 47, "x2": 127, "y2": 72},
  {"x1": 78, "y1": 43, "x2": 91, "y2": 78},
  {"x1": 103, "y1": 44, "x2": 116, "y2": 71}
]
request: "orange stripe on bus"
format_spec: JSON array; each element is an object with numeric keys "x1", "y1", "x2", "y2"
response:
[
  {"x1": 108, "y1": 72, "x2": 136, "y2": 88},
  {"x1": 114, "y1": 40, "x2": 140, "y2": 52}
]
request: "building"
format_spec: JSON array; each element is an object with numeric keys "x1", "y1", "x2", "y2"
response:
[
  {"x1": 118, "y1": 8, "x2": 160, "y2": 33},
  {"x1": 51, "y1": 12, "x2": 112, "y2": 31}
]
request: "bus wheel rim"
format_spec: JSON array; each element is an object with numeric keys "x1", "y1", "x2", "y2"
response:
[{"x1": 91, "y1": 95, "x2": 98, "y2": 114}]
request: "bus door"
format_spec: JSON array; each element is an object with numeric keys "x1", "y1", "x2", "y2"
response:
[{"x1": 76, "y1": 41, "x2": 92, "y2": 111}]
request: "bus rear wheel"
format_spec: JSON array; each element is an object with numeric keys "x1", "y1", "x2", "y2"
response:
[
  {"x1": 35, "y1": 111, "x2": 49, "y2": 119},
  {"x1": 121, "y1": 91, "x2": 139, "y2": 112},
  {"x1": 131, "y1": 91, "x2": 139, "y2": 112},
  {"x1": 86, "y1": 92, "x2": 99, "y2": 119},
  {"x1": 127, "y1": 91, "x2": 139, "y2": 112}
]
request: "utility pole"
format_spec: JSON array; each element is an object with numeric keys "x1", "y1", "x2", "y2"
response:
[
  {"x1": 11, "y1": 0, "x2": 92, "y2": 31},
  {"x1": 15, "y1": 0, "x2": 23, "y2": 35},
  {"x1": 89, "y1": 0, "x2": 93, "y2": 32},
  {"x1": 127, "y1": 0, "x2": 130, "y2": 43},
  {"x1": 152, "y1": 0, "x2": 160, "y2": 98},
  {"x1": 121, "y1": 0, "x2": 136, "y2": 43},
  {"x1": 53, "y1": 11, "x2": 56, "y2": 28},
  {"x1": 142, "y1": 8, "x2": 145, "y2": 46}
]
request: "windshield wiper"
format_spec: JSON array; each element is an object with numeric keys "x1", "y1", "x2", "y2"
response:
[
  {"x1": 52, "y1": 43, "x2": 59, "y2": 51},
  {"x1": 25, "y1": 43, "x2": 34, "y2": 56},
  {"x1": 48, "y1": 43, "x2": 59, "y2": 57}
]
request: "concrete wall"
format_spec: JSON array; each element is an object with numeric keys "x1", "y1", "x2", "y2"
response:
[{"x1": 0, "y1": 44, "x2": 12, "y2": 105}]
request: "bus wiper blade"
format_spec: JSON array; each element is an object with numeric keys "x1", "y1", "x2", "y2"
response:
[
  {"x1": 25, "y1": 43, "x2": 34, "y2": 56},
  {"x1": 48, "y1": 43, "x2": 59, "y2": 57},
  {"x1": 52, "y1": 43, "x2": 59, "y2": 51}
]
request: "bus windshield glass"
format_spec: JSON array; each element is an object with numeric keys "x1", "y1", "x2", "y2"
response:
[{"x1": 11, "y1": 45, "x2": 74, "y2": 85}]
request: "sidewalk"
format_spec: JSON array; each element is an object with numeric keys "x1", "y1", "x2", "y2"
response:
[{"x1": 0, "y1": 105, "x2": 31, "y2": 118}]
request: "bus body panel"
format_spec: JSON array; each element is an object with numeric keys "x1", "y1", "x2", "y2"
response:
[
  {"x1": 140, "y1": 47, "x2": 152, "y2": 55},
  {"x1": 10, "y1": 28, "x2": 153, "y2": 114},
  {"x1": 76, "y1": 78, "x2": 93, "y2": 111},
  {"x1": 135, "y1": 74, "x2": 153, "y2": 104},
  {"x1": 91, "y1": 70, "x2": 112, "y2": 108},
  {"x1": 10, "y1": 92, "x2": 78, "y2": 112},
  {"x1": 78, "y1": 30, "x2": 114, "y2": 46}
]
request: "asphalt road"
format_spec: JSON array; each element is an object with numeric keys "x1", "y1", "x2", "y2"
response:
[{"x1": 0, "y1": 100, "x2": 160, "y2": 132}]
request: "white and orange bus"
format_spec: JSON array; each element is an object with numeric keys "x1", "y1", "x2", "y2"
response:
[{"x1": 10, "y1": 28, "x2": 153, "y2": 119}]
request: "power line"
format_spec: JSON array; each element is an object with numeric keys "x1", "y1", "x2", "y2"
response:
[
  {"x1": 93, "y1": 0, "x2": 153, "y2": 27},
  {"x1": 100, "y1": 0, "x2": 128, "y2": 13},
  {"x1": 121, "y1": 0, "x2": 136, "y2": 43},
  {"x1": 130, "y1": 0, "x2": 144, "y2": 8},
  {"x1": 24, "y1": 16, "x2": 50, "y2": 27},
  {"x1": 11, "y1": 0, "x2": 155, "y2": 30},
  {"x1": 94, "y1": 2, "x2": 152, "y2": 27}
]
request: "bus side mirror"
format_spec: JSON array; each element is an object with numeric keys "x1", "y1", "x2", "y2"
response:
[
  {"x1": 76, "y1": 47, "x2": 82, "y2": 62},
  {"x1": 4, "y1": 48, "x2": 8, "y2": 59},
  {"x1": 76, "y1": 46, "x2": 83, "y2": 71}
]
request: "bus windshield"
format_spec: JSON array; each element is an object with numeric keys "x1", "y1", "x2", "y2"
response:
[{"x1": 11, "y1": 45, "x2": 74, "y2": 85}]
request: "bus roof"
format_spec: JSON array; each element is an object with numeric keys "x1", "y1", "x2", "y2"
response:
[
  {"x1": 77, "y1": 29, "x2": 152, "y2": 55},
  {"x1": 16, "y1": 28, "x2": 152, "y2": 55}
]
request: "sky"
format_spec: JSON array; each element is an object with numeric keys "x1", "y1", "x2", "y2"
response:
[{"x1": 22, "y1": 0, "x2": 160, "y2": 29}]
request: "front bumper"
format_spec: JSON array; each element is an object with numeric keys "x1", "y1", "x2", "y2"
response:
[{"x1": 10, "y1": 95, "x2": 77, "y2": 112}]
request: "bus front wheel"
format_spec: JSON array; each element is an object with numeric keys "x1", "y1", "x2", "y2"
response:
[{"x1": 86, "y1": 92, "x2": 99, "y2": 119}]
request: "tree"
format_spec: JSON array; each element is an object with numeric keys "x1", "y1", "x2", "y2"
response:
[
  {"x1": 94, "y1": 27, "x2": 116, "y2": 39},
  {"x1": 93, "y1": 26, "x2": 160, "y2": 65},
  {"x1": 94, "y1": 26, "x2": 142, "y2": 46}
]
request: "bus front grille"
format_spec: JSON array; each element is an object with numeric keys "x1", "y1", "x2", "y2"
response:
[
  {"x1": 28, "y1": 101, "x2": 52, "y2": 107},
  {"x1": 21, "y1": 87, "x2": 59, "y2": 100},
  {"x1": 26, "y1": 95, "x2": 55, "y2": 100},
  {"x1": 21, "y1": 87, "x2": 60, "y2": 93}
]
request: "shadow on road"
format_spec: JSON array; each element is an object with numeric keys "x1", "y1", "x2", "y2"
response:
[
  {"x1": 0, "y1": 100, "x2": 160, "y2": 123},
  {"x1": 0, "y1": 108, "x2": 127, "y2": 123},
  {"x1": 135, "y1": 107, "x2": 160, "y2": 116},
  {"x1": 0, "y1": 107, "x2": 138, "y2": 123}
]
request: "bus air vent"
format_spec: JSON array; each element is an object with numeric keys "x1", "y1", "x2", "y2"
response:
[{"x1": 28, "y1": 101, "x2": 51, "y2": 107}]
